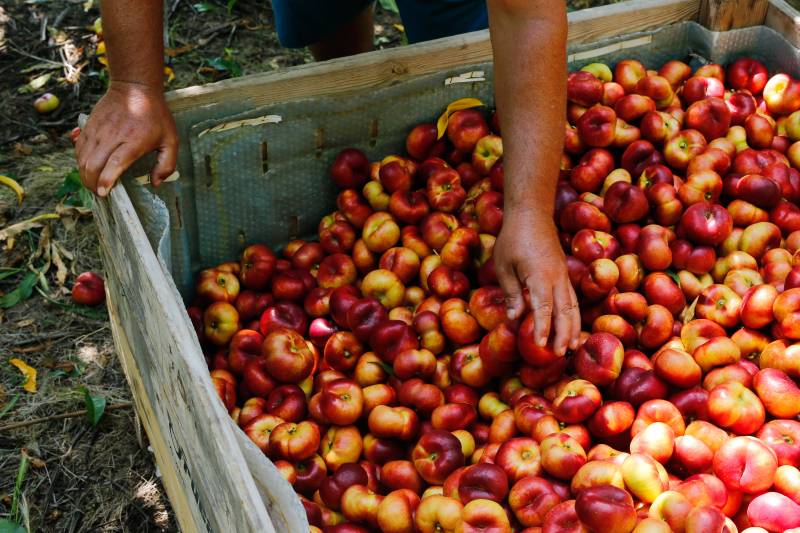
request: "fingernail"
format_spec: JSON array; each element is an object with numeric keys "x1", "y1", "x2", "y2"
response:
[
  {"x1": 537, "y1": 336, "x2": 547, "y2": 346},
  {"x1": 97, "y1": 186, "x2": 107, "y2": 196},
  {"x1": 506, "y1": 309, "x2": 516, "y2": 320}
]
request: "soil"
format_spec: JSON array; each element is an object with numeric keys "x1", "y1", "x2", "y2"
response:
[{"x1": 0, "y1": 1, "x2": 614, "y2": 531}]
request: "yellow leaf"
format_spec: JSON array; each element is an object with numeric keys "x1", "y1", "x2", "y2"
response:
[
  {"x1": 436, "y1": 98, "x2": 485, "y2": 139},
  {"x1": 393, "y1": 23, "x2": 405, "y2": 32},
  {"x1": 96, "y1": 41, "x2": 106, "y2": 56},
  {"x1": 164, "y1": 66, "x2": 175, "y2": 84},
  {"x1": 10, "y1": 358, "x2": 37, "y2": 393},
  {"x1": 98, "y1": 56, "x2": 108, "y2": 67},
  {"x1": 0, "y1": 175, "x2": 24, "y2": 206}
]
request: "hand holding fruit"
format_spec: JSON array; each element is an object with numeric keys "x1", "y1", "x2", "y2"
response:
[
  {"x1": 75, "y1": 81, "x2": 178, "y2": 196},
  {"x1": 494, "y1": 209, "x2": 581, "y2": 355}
]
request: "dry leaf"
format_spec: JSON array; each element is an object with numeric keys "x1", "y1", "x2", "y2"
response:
[
  {"x1": 21, "y1": 449, "x2": 46, "y2": 469},
  {"x1": 680, "y1": 296, "x2": 699, "y2": 324},
  {"x1": 51, "y1": 242, "x2": 68, "y2": 287},
  {"x1": 165, "y1": 44, "x2": 195, "y2": 57},
  {"x1": 0, "y1": 213, "x2": 60, "y2": 246},
  {"x1": 53, "y1": 241, "x2": 75, "y2": 262},
  {"x1": 15, "y1": 319, "x2": 35, "y2": 328},
  {"x1": 56, "y1": 203, "x2": 91, "y2": 231},
  {"x1": 436, "y1": 98, "x2": 485, "y2": 139},
  {"x1": 13, "y1": 143, "x2": 32, "y2": 156},
  {"x1": 9, "y1": 358, "x2": 37, "y2": 393},
  {"x1": 0, "y1": 175, "x2": 25, "y2": 206}
]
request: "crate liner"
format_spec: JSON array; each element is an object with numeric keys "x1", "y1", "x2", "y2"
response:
[{"x1": 120, "y1": 21, "x2": 800, "y2": 301}]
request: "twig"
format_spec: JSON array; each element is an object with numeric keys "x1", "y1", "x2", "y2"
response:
[
  {"x1": 0, "y1": 402, "x2": 133, "y2": 432},
  {"x1": 6, "y1": 43, "x2": 62, "y2": 67},
  {"x1": 226, "y1": 23, "x2": 238, "y2": 48},
  {"x1": 53, "y1": 7, "x2": 71, "y2": 30},
  {"x1": 168, "y1": 0, "x2": 182, "y2": 20}
]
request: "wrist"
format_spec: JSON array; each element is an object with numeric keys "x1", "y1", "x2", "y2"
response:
[
  {"x1": 504, "y1": 202, "x2": 555, "y2": 223},
  {"x1": 109, "y1": 79, "x2": 164, "y2": 96}
]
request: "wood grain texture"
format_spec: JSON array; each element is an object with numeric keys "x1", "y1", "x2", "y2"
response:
[
  {"x1": 165, "y1": 0, "x2": 700, "y2": 114},
  {"x1": 106, "y1": 300, "x2": 201, "y2": 533},
  {"x1": 700, "y1": 0, "x2": 769, "y2": 29},
  {"x1": 94, "y1": 187, "x2": 278, "y2": 533},
  {"x1": 766, "y1": 0, "x2": 800, "y2": 47}
]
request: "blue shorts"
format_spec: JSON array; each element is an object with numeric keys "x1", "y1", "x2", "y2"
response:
[{"x1": 273, "y1": 0, "x2": 488, "y2": 47}]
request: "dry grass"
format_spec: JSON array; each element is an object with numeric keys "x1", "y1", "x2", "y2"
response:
[{"x1": 0, "y1": 148, "x2": 175, "y2": 532}]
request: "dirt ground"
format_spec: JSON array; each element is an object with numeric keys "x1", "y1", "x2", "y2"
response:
[{"x1": 0, "y1": 1, "x2": 612, "y2": 532}]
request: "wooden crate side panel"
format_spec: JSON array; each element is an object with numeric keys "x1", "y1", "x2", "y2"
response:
[
  {"x1": 165, "y1": 0, "x2": 699, "y2": 114},
  {"x1": 233, "y1": 426, "x2": 309, "y2": 531},
  {"x1": 94, "y1": 188, "x2": 275, "y2": 533},
  {"x1": 106, "y1": 298, "x2": 202, "y2": 533},
  {"x1": 701, "y1": 0, "x2": 769, "y2": 30},
  {"x1": 766, "y1": 0, "x2": 800, "y2": 48}
]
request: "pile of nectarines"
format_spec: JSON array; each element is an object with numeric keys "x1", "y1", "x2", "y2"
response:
[{"x1": 189, "y1": 56, "x2": 800, "y2": 533}]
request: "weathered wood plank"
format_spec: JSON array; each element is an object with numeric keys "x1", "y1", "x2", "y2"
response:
[
  {"x1": 93, "y1": 186, "x2": 279, "y2": 533},
  {"x1": 766, "y1": 0, "x2": 800, "y2": 48},
  {"x1": 233, "y1": 426, "x2": 310, "y2": 532},
  {"x1": 569, "y1": 0, "x2": 700, "y2": 43},
  {"x1": 165, "y1": 0, "x2": 699, "y2": 114},
  {"x1": 700, "y1": 0, "x2": 769, "y2": 29},
  {"x1": 106, "y1": 298, "x2": 201, "y2": 533}
]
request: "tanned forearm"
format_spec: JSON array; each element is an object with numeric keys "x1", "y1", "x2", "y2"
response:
[
  {"x1": 487, "y1": 0, "x2": 567, "y2": 221},
  {"x1": 487, "y1": 0, "x2": 579, "y2": 354},
  {"x1": 101, "y1": 0, "x2": 165, "y2": 89}
]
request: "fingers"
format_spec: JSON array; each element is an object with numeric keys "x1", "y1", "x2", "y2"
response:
[
  {"x1": 150, "y1": 138, "x2": 178, "y2": 187},
  {"x1": 96, "y1": 143, "x2": 146, "y2": 197},
  {"x1": 552, "y1": 277, "x2": 581, "y2": 356},
  {"x1": 526, "y1": 275, "x2": 553, "y2": 347},
  {"x1": 78, "y1": 130, "x2": 121, "y2": 194},
  {"x1": 496, "y1": 258, "x2": 525, "y2": 320}
]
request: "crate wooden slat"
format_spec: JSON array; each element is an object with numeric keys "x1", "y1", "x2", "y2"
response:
[
  {"x1": 94, "y1": 0, "x2": 800, "y2": 531},
  {"x1": 94, "y1": 187, "x2": 280, "y2": 533}
]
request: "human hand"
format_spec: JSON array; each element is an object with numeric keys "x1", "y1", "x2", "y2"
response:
[
  {"x1": 75, "y1": 81, "x2": 178, "y2": 196},
  {"x1": 494, "y1": 208, "x2": 581, "y2": 356}
]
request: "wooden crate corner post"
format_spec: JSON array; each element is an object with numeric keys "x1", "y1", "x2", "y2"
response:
[{"x1": 700, "y1": 0, "x2": 770, "y2": 30}]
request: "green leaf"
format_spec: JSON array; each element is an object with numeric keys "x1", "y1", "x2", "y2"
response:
[
  {"x1": 57, "y1": 169, "x2": 92, "y2": 208},
  {"x1": 0, "y1": 268, "x2": 23, "y2": 281},
  {"x1": 193, "y1": 2, "x2": 216, "y2": 12},
  {"x1": 226, "y1": 0, "x2": 237, "y2": 13},
  {"x1": 207, "y1": 57, "x2": 242, "y2": 77},
  {"x1": 368, "y1": 360, "x2": 394, "y2": 376},
  {"x1": 665, "y1": 269, "x2": 681, "y2": 285},
  {"x1": 0, "y1": 272, "x2": 38, "y2": 309},
  {"x1": 0, "y1": 518, "x2": 26, "y2": 533},
  {"x1": 18, "y1": 72, "x2": 51, "y2": 94},
  {"x1": 0, "y1": 393, "x2": 20, "y2": 421},
  {"x1": 81, "y1": 387, "x2": 106, "y2": 426},
  {"x1": 10, "y1": 453, "x2": 29, "y2": 522},
  {"x1": 378, "y1": 0, "x2": 399, "y2": 13},
  {"x1": 56, "y1": 169, "x2": 81, "y2": 197}
]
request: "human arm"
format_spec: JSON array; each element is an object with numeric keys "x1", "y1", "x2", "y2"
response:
[
  {"x1": 75, "y1": 0, "x2": 177, "y2": 196},
  {"x1": 487, "y1": 0, "x2": 580, "y2": 355}
]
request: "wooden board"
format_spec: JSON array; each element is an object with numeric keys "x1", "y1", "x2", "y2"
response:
[
  {"x1": 766, "y1": 0, "x2": 800, "y2": 48},
  {"x1": 94, "y1": 186, "x2": 277, "y2": 533},
  {"x1": 700, "y1": 0, "x2": 769, "y2": 30},
  {"x1": 166, "y1": 0, "x2": 700, "y2": 114}
]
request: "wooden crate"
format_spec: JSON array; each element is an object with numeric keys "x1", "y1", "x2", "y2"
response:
[{"x1": 93, "y1": 0, "x2": 800, "y2": 531}]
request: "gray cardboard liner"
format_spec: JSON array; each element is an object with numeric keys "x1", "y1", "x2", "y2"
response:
[{"x1": 121, "y1": 21, "x2": 800, "y2": 300}]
